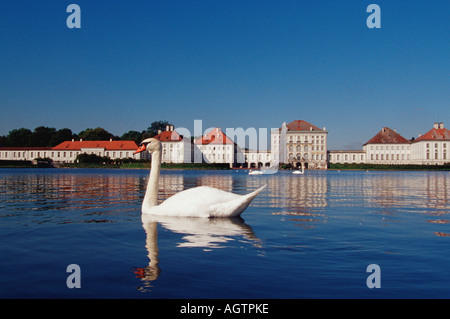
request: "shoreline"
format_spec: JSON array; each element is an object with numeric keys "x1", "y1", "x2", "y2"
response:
[
  {"x1": 1, "y1": 164, "x2": 449, "y2": 172},
  {"x1": 1, "y1": 160, "x2": 449, "y2": 171}
]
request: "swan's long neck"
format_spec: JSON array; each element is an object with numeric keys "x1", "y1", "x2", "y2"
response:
[{"x1": 143, "y1": 149, "x2": 161, "y2": 210}]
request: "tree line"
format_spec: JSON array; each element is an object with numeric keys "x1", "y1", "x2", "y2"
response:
[{"x1": 0, "y1": 121, "x2": 173, "y2": 147}]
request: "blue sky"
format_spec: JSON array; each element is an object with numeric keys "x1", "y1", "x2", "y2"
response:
[{"x1": 0, "y1": 0, "x2": 449, "y2": 149}]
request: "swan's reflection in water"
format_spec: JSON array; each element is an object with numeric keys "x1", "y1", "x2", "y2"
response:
[{"x1": 136, "y1": 215, "x2": 260, "y2": 291}]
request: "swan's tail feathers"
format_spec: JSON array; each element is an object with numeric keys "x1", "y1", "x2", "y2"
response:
[
  {"x1": 209, "y1": 185, "x2": 267, "y2": 218},
  {"x1": 244, "y1": 184, "x2": 267, "y2": 201}
]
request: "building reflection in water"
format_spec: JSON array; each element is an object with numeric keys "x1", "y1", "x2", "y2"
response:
[
  {"x1": 0, "y1": 172, "x2": 143, "y2": 223},
  {"x1": 4, "y1": 170, "x2": 446, "y2": 229}
]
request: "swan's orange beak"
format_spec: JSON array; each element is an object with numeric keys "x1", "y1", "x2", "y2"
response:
[{"x1": 134, "y1": 144, "x2": 146, "y2": 154}]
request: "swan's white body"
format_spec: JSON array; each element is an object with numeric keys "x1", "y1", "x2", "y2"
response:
[
  {"x1": 135, "y1": 138, "x2": 266, "y2": 218},
  {"x1": 292, "y1": 168, "x2": 304, "y2": 175},
  {"x1": 143, "y1": 185, "x2": 265, "y2": 218}
]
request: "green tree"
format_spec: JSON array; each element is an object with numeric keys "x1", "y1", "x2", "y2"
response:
[
  {"x1": 76, "y1": 153, "x2": 110, "y2": 164},
  {"x1": 0, "y1": 135, "x2": 7, "y2": 147},
  {"x1": 51, "y1": 128, "x2": 78, "y2": 146},
  {"x1": 31, "y1": 126, "x2": 57, "y2": 147},
  {"x1": 120, "y1": 130, "x2": 142, "y2": 143},
  {"x1": 7, "y1": 128, "x2": 32, "y2": 147},
  {"x1": 79, "y1": 127, "x2": 115, "y2": 141},
  {"x1": 142, "y1": 120, "x2": 172, "y2": 139}
]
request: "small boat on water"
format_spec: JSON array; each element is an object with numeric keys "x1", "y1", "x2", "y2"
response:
[{"x1": 249, "y1": 170, "x2": 263, "y2": 175}]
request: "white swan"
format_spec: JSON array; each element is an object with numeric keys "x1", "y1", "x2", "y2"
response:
[
  {"x1": 134, "y1": 138, "x2": 266, "y2": 218},
  {"x1": 248, "y1": 169, "x2": 263, "y2": 175},
  {"x1": 292, "y1": 168, "x2": 304, "y2": 175}
]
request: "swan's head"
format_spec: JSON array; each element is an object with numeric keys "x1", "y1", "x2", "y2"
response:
[{"x1": 134, "y1": 138, "x2": 161, "y2": 154}]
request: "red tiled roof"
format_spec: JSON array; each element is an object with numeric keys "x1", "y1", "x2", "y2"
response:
[
  {"x1": 415, "y1": 127, "x2": 450, "y2": 142},
  {"x1": 52, "y1": 140, "x2": 138, "y2": 150},
  {"x1": 363, "y1": 127, "x2": 411, "y2": 145},
  {"x1": 153, "y1": 130, "x2": 183, "y2": 142},
  {"x1": 277, "y1": 120, "x2": 324, "y2": 132},
  {"x1": 194, "y1": 128, "x2": 234, "y2": 145}
]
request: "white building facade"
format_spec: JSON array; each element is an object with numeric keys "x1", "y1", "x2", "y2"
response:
[
  {"x1": 152, "y1": 125, "x2": 192, "y2": 164},
  {"x1": 328, "y1": 150, "x2": 366, "y2": 164},
  {"x1": 0, "y1": 147, "x2": 53, "y2": 162},
  {"x1": 0, "y1": 140, "x2": 140, "y2": 163},
  {"x1": 271, "y1": 120, "x2": 328, "y2": 169},
  {"x1": 363, "y1": 127, "x2": 411, "y2": 164},
  {"x1": 411, "y1": 122, "x2": 449, "y2": 165},
  {"x1": 194, "y1": 128, "x2": 239, "y2": 167},
  {"x1": 329, "y1": 123, "x2": 449, "y2": 166},
  {"x1": 244, "y1": 150, "x2": 271, "y2": 168}
]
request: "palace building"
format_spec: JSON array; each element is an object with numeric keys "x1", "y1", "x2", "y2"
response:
[
  {"x1": 363, "y1": 127, "x2": 412, "y2": 164},
  {"x1": 0, "y1": 140, "x2": 139, "y2": 163},
  {"x1": 1, "y1": 121, "x2": 448, "y2": 168},
  {"x1": 271, "y1": 120, "x2": 328, "y2": 169},
  {"x1": 151, "y1": 125, "x2": 192, "y2": 164},
  {"x1": 194, "y1": 127, "x2": 241, "y2": 167},
  {"x1": 411, "y1": 122, "x2": 449, "y2": 165},
  {"x1": 329, "y1": 122, "x2": 449, "y2": 166}
]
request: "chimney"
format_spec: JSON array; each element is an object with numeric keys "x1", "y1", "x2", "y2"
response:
[
  {"x1": 434, "y1": 122, "x2": 439, "y2": 129},
  {"x1": 323, "y1": 126, "x2": 326, "y2": 131},
  {"x1": 439, "y1": 122, "x2": 444, "y2": 129},
  {"x1": 418, "y1": 133, "x2": 422, "y2": 138},
  {"x1": 71, "y1": 139, "x2": 74, "y2": 142},
  {"x1": 170, "y1": 125, "x2": 174, "y2": 131},
  {"x1": 80, "y1": 139, "x2": 83, "y2": 142},
  {"x1": 157, "y1": 129, "x2": 162, "y2": 134},
  {"x1": 394, "y1": 128, "x2": 397, "y2": 132},
  {"x1": 110, "y1": 138, "x2": 112, "y2": 142},
  {"x1": 166, "y1": 125, "x2": 170, "y2": 131}
]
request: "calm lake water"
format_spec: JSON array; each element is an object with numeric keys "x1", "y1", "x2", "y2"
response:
[{"x1": 0, "y1": 168, "x2": 449, "y2": 298}]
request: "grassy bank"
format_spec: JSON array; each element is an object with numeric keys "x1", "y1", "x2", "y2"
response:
[
  {"x1": 0, "y1": 160, "x2": 54, "y2": 168},
  {"x1": 0, "y1": 160, "x2": 35, "y2": 168},
  {"x1": 61, "y1": 162, "x2": 231, "y2": 170},
  {"x1": 122, "y1": 162, "x2": 230, "y2": 170},
  {"x1": 329, "y1": 163, "x2": 450, "y2": 170}
]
